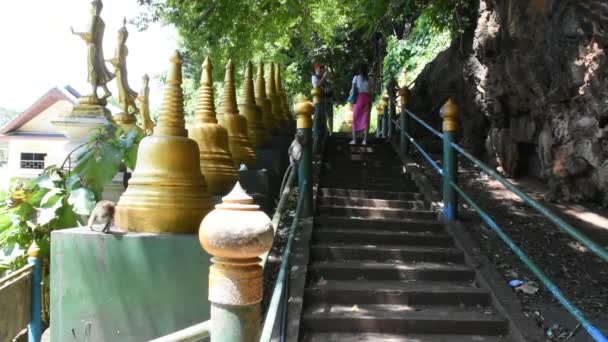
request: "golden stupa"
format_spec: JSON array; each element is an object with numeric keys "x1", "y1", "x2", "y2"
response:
[
  {"x1": 217, "y1": 60, "x2": 256, "y2": 168},
  {"x1": 115, "y1": 51, "x2": 213, "y2": 234},
  {"x1": 266, "y1": 62, "x2": 287, "y2": 129},
  {"x1": 238, "y1": 61, "x2": 269, "y2": 148},
  {"x1": 188, "y1": 57, "x2": 239, "y2": 196},
  {"x1": 274, "y1": 63, "x2": 292, "y2": 123},
  {"x1": 255, "y1": 61, "x2": 279, "y2": 135}
]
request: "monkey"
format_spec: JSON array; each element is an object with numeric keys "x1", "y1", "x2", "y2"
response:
[
  {"x1": 288, "y1": 130, "x2": 308, "y2": 166},
  {"x1": 87, "y1": 200, "x2": 116, "y2": 233}
]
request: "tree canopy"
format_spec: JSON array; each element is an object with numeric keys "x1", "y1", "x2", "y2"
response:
[{"x1": 135, "y1": 0, "x2": 474, "y2": 111}]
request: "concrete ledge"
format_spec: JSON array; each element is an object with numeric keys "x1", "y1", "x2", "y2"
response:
[{"x1": 50, "y1": 228, "x2": 210, "y2": 342}]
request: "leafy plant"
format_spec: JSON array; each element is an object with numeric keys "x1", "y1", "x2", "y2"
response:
[{"x1": 0, "y1": 124, "x2": 144, "y2": 275}]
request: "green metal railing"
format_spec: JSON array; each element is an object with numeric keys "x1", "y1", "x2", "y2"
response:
[
  {"x1": 394, "y1": 101, "x2": 608, "y2": 342},
  {"x1": 260, "y1": 181, "x2": 308, "y2": 342}
]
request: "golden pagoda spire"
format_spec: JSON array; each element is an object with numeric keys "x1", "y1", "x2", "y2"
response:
[
  {"x1": 239, "y1": 61, "x2": 270, "y2": 147},
  {"x1": 115, "y1": 50, "x2": 213, "y2": 234},
  {"x1": 266, "y1": 62, "x2": 286, "y2": 129},
  {"x1": 218, "y1": 60, "x2": 256, "y2": 168},
  {"x1": 155, "y1": 52, "x2": 187, "y2": 136},
  {"x1": 189, "y1": 56, "x2": 238, "y2": 196},
  {"x1": 274, "y1": 63, "x2": 292, "y2": 121},
  {"x1": 255, "y1": 61, "x2": 278, "y2": 135}
]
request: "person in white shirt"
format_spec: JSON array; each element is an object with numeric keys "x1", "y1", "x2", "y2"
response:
[
  {"x1": 311, "y1": 63, "x2": 334, "y2": 134},
  {"x1": 349, "y1": 63, "x2": 372, "y2": 145}
]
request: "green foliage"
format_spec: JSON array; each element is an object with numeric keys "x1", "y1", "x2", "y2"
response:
[
  {"x1": 383, "y1": 13, "x2": 452, "y2": 84},
  {"x1": 73, "y1": 125, "x2": 144, "y2": 199},
  {"x1": 0, "y1": 123, "x2": 145, "y2": 276}
]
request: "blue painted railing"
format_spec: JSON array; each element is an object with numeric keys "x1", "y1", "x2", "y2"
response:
[
  {"x1": 395, "y1": 102, "x2": 608, "y2": 342},
  {"x1": 259, "y1": 180, "x2": 308, "y2": 342}
]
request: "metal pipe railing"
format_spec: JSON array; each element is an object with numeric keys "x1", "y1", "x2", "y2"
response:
[
  {"x1": 450, "y1": 180, "x2": 607, "y2": 342},
  {"x1": 395, "y1": 100, "x2": 608, "y2": 341},
  {"x1": 148, "y1": 320, "x2": 210, "y2": 342},
  {"x1": 259, "y1": 181, "x2": 308, "y2": 342}
]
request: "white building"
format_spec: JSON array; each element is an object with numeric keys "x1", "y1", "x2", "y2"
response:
[{"x1": 0, "y1": 87, "x2": 77, "y2": 184}]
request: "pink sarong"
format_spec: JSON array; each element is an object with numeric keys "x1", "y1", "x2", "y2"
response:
[{"x1": 352, "y1": 92, "x2": 371, "y2": 132}]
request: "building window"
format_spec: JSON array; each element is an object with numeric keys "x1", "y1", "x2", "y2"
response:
[{"x1": 20, "y1": 153, "x2": 46, "y2": 170}]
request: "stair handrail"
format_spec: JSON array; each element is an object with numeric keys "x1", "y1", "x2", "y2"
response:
[
  {"x1": 392, "y1": 95, "x2": 608, "y2": 342},
  {"x1": 260, "y1": 181, "x2": 308, "y2": 342}
]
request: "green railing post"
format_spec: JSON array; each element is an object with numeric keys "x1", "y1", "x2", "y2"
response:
[
  {"x1": 296, "y1": 96, "x2": 314, "y2": 217},
  {"x1": 399, "y1": 86, "x2": 411, "y2": 156},
  {"x1": 442, "y1": 98, "x2": 460, "y2": 220},
  {"x1": 27, "y1": 242, "x2": 42, "y2": 342},
  {"x1": 312, "y1": 86, "x2": 324, "y2": 155},
  {"x1": 382, "y1": 94, "x2": 389, "y2": 139},
  {"x1": 199, "y1": 183, "x2": 274, "y2": 342}
]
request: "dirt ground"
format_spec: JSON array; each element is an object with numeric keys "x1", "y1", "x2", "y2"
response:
[{"x1": 410, "y1": 147, "x2": 608, "y2": 341}]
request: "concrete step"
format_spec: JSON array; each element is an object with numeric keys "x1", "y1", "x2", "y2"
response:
[
  {"x1": 312, "y1": 229, "x2": 453, "y2": 247},
  {"x1": 311, "y1": 244, "x2": 464, "y2": 263},
  {"x1": 325, "y1": 160, "x2": 403, "y2": 169},
  {"x1": 301, "y1": 332, "x2": 508, "y2": 342},
  {"x1": 314, "y1": 216, "x2": 442, "y2": 233},
  {"x1": 323, "y1": 165, "x2": 406, "y2": 176},
  {"x1": 301, "y1": 303, "x2": 508, "y2": 335},
  {"x1": 319, "y1": 181, "x2": 418, "y2": 192},
  {"x1": 309, "y1": 261, "x2": 474, "y2": 282},
  {"x1": 305, "y1": 280, "x2": 489, "y2": 306},
  {"x1": 318, "y1": 196, "x2": 428, "y2": 210},
  {"x1": 318, "y1": 205, "x2": 437, "y2": 220},
  {"x1": 319, "y1": 188, "x2": 425, "y2": 201},
  {"x1": 320, "y1": 175, "x2": 417, "y2": 186}
]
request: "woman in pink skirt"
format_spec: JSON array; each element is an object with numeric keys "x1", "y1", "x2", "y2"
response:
[{"x1": 349, "y1": 64, "x2": 372, "y2": 145}]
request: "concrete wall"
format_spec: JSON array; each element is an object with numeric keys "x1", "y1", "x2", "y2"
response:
[{"x1": 5, "y1": 138, "x2": 67, "y2": 181}]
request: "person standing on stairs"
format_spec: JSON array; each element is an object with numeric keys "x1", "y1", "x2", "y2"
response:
[
  {"x1": 311, "y1": 63, "x2": 334, "y2": 135},
  {"x1": 349, "y1": 63, "x2": 372, "y2": 145}
]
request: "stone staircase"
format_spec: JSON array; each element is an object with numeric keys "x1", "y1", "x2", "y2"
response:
[{"x1": 299, "y1": 137, "x2": 510, "y2": 341}]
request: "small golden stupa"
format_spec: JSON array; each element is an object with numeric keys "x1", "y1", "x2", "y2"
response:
[
  {"x1": 238, "y1": 61, "x2": 269, "y2": 148},
  {"x1": 115, "y1": 51, "x2": 213, "y2": 234},
  {"x1": 274, "y1": 63, "x2": 292, "y2": 123},
  {"x1": 255, "y1": 61, "x2": 279, "y2": 135},
  {"x1": 188, "y1": 57, "x2": 239, "y2": 196},
  {"x1": 266, "y1": 62, "x2": 287, "y2": 129},
  {"x1": 217, "y1": 60, "x2": 256, "y2": 168}
]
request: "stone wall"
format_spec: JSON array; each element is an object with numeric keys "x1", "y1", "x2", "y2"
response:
[{"x1": 408, "y1": 0, "x2": 608, "y2": 204}]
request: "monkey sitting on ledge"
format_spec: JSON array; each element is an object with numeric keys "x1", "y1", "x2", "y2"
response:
[{"x1": 87, "y1": 200, "x2": 115, "y2": 233}]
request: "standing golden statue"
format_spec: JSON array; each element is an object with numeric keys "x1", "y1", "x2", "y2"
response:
[
  {"x1": 107, "y1": 18, "x2": 138, "y2": 115},
  {"x1": 107, "y1": 18, "x2": 138, "y2": 131},
  {"x1": 70, "y1": 0, "x2": 114, "y2": 106},
  {"x1": 137, "y1": 74, "x2": 155, "y2": 135}
]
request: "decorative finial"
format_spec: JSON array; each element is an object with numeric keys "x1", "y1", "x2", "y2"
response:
[
  {"x1": 274, "y1": 64, "x2": 282, "y2": 92},
  {"x1": 195, "y1": 56, "x2": 218, "y2": 124},
  {"x1": 294, "y1": 97, "x2": 314, "y2": 129},
  {"x1": 240, "y1": 61, "x2": 256, "y2": 105},
  {"x1": 441, "y1": 98, "x2": 460, "y2": 132},
  {"x1": 220, "y1": 59, "x2": 239, "y2": 115},
  {"x1": 27, "y1": 241, "x2": 40, "y2": 258},
  {"x1": 219, "y1": 182, "x2": 256, "y2": 207},
  {"x1": 155, "y1": 50, "x2": 187, "y2": 137}
]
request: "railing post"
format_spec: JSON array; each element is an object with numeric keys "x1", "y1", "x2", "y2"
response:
[
  {"x1": 27, "y1": 242, "x2": 42, "y2": 342},
  {"x1": 382, "y1": 94, "x2": 389, "y2": 139},
  {"x1": 399, "y1": 86, "x2": 411, "y2": 156},
  {"x1": 387, "y1": 80, "x2": 396, "y2": 139},
  {"x1": 441, "y1": 98, "x2": 460, "y2": 221},
  {"x1": 375, "y1": 102, "x2": 384, "y2": 138},
  {"x1": 199, "y1": 183, "x2": 273, "y2": 342},
  {"x1": 312, "y1": 86, "x2": 324, "y2": 155},
  {"x1": 295, "y1": 96, "x2": 314, "y2": 218}
]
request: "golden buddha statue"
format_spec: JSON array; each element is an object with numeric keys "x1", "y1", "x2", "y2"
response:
[
  {"x1": 107, "y1": 18, "x2": 138, "y2": 116},
  {"x1": 70, "y1": 0, "x2": 114, "y2": 105},
  {"x1": 137, "y1": 74, "x2": 155, "y2": 135}
]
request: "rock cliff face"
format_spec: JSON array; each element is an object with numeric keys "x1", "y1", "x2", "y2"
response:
[{"x1": 409, "y1": 0, "x2": 608, "y2": 204}]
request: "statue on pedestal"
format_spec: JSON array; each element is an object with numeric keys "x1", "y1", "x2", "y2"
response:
[
  {"x1": 107, "y1": 18, "x2": 139, "y2": 129},
  {"x1": 137, "y1": 74, "x2": 155, "y2": 135},
  {"x1": 70, "y1": 0, "x2": 114, "y2": 115},
  {"x1": 108, "y1": 18, "x2": 138, "y2": 115}
]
